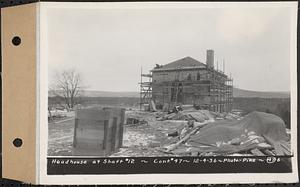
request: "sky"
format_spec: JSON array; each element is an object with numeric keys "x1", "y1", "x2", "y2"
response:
[{"x1": 45, "y1": 2, "x2": 295, "y2": 92}]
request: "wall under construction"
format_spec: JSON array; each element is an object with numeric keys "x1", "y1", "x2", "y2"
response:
[{"x1": 140, "y1": 49, "x2": 233, "y2": 113}]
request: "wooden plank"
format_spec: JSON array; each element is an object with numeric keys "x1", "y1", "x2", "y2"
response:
[
  {"x1": 188, "y1": 140, "x2": 216, "y2": 147},
  {"x1": 118, "y1": 109, "x2": 125, "y2": 147},
  {"x1": 150, "y1": 100, "x2": 157, "y2": 111},
  {"x1": 280, "y1": 143, "x2": 291, "y2": 156},
  {"x1": 166, "y1": 126, "x2": 202, "y2": 152},
  {"x1": 250, "y1": 148, "x2": 265, "y2": 156},
  {"x1": 272, "y1": 143, "x2": 285, "y2": 155},
  {"x1": 110, "y1": 117, "x2": 118, "y2": 152},
  {"x1": 103, "y1": 120, "x2": 108, "y2": 150},
  {"x1": 263, "y1": 135, "x2": 285, "y2": 156},
  {"x1": 104, "y1": 107, "x2": 124, "y2": 154},
  {"x1": 261, "y1": 149, "x2": 276, "y2": 156},
  {"x1": 280, "y1": 141, "x2": 291, "y2": 155}
]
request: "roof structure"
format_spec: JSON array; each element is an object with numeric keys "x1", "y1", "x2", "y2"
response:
[{"x1": 152, "y1": 56, "x2": 206, "y2": 72}]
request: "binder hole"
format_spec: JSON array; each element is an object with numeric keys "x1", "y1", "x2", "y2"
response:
[
  {"x1": 12, "y1": 36, "x2": 21, "y2": 46},
  {"x1": 13, "y1": 138, "x2": 22, "y2": 148}
]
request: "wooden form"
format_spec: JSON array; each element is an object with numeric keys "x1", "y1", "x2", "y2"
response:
[{"x1": 73, "y1": 107, "x2": 125, "y2": 156}]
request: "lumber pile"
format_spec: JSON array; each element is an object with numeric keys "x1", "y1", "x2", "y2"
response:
[
  {"x1": 163, "y1": 129, "x2": 291, "y2": 156},
  {"x1": 161, "y1": 111, "x2": 291, "y2": 157},
  {"x1": 157, "y1": 109, "x2": 214, "y2": 122}
]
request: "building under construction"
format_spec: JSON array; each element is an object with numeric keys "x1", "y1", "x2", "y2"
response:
[{"x1": 140, "y1": 49, "x2": 233, "y2": 113}]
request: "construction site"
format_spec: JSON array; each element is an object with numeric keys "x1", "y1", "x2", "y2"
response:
[
  {"x1": 48, "y1": 49, "x2": 291, "y2": 161},
  {"x1": 140, "y1": 49, "x2": 233, "y2": 113}
]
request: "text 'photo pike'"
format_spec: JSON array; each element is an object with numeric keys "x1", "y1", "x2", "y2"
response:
[
  {"x1": 2, "y1": 1, "x2": 297, "y2": 185},
  {"x1": 41, "y1": 2, "x2": 298, "y2": 184}
]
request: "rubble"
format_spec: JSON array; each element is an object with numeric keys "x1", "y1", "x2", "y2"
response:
[
  {"x1": 48, "y1": 104, "x2": 291, "y2": 157},
  {"x1": 157, "y1": 109, "x2": 214, "y2": 122},
  {"x1": 160, "y1": 111, "x2": 290, "y2": 156},
  {"x1": 126, "y1": 118, "x2": 148, "y2": 126},
  {"x1": 225, "y1": 112, "x2": 242, "y2": 120},
  {"x1": 116, "y1": 108, "x2": 291, "y2": 157}
]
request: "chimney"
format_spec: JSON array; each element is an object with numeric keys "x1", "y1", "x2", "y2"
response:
[{"x1": 206, "y1": 49, "x2": 214, "y2": 69}]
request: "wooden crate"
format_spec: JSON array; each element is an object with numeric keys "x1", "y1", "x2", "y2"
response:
[{"x1": 73, "y1": 107, "x2": 125, "y2": 156}]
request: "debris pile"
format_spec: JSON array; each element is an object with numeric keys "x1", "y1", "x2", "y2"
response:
[
  {"x1": 110, "y1": 105, "x2": 291, "y2": 157},
  {"x1": 158, "y1": 109, "x2": 214, "y2": 122},
  {"x1": 225, "y1": 112, "x2": 242, "y2": 120},
  {"x1": 161, "y1": 111, "x2": 290, "y2": 156},
  {"x1": 125, "y1": 110, "x2": 158, "y2": 126},
  {"x1": 48, "y1": 108, "x2": 73, "y2": 123}
]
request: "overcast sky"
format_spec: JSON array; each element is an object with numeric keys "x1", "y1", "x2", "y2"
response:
[{"x1": 45, "y1": 3, "x2": 295, "y2": 92}]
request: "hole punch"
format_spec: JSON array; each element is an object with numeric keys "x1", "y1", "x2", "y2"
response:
[
  {"x1": 13, "y1": 138, "x2": 23, "y2": 148},
  {"x1": 12, "y1": 36, "x2": 21, "y2": 46}
]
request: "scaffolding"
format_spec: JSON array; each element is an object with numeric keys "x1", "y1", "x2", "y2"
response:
[
  {"x1": 140, "y1": 64, "x2": 233, "y2": 113},
  {"x1": 206, "y1": 66, "x2": 233, "y2": 113},
  {"x1": 139, "y1": 67, "x2": 152, "y2": 109}
]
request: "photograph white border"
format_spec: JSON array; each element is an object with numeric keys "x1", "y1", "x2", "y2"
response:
[{"x1": 38, "y1": 2, "x2": 298, "y2": 184}]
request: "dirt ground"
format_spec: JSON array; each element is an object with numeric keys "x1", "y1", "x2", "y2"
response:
[
  {"x1": 48, "y1": 110, "x2": 187, "y2": 156},
  {"x1": 48, "y1": 109, "x2": 291, "y2": 157},
  {"x1": 48, "y1": 118, "x2": 75, "y2": 156}
]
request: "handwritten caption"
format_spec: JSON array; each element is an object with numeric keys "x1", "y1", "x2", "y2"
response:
[{"x1": 50, "y1": 157, "x2": 281, "y2": 166}]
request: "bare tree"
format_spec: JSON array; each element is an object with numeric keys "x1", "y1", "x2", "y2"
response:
[{"x1": 51, "y1": 69, "x2": 83, "y2": 110}]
